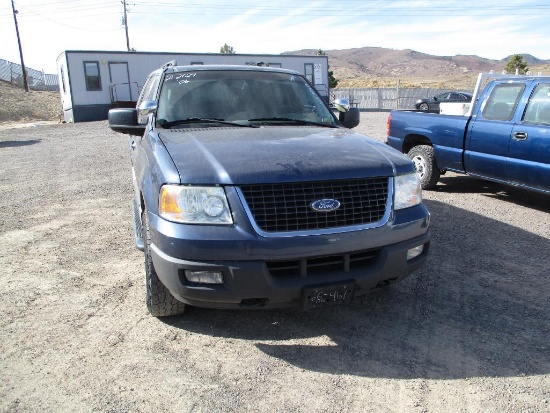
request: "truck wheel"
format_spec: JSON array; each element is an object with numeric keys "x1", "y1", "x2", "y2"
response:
[
  {"x1": 419, "y1": 103, "x2": 429, "y2": 111},
  {"x1": 142, "y1": 209, "x2": 186, "y2": 317},
  {"x1": 408, "y1": 145, "x2": 440, "y2": 189}
]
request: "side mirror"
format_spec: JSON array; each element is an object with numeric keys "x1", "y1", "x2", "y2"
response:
[
  {"x1": 108, "y1": 108, "x2": 145, "y2": 136},
  {"x1": 339, "y1": 107, "x2": 360, "y2": 129},
  {"x1": 139, "y1": 100, "x2": 158, "y2": 116},
  {"x1": 334, "y1": 98, "x2": 351, "y2": 113}
]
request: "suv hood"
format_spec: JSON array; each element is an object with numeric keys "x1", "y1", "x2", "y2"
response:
[{"x1": 159, "y1": 126, "x2": 414, "y2": 185}]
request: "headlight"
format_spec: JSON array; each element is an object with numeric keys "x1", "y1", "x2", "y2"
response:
[
  {"x1": 394, "y1": 173, "x2": 422, "y2": 210},
  {"x1": 159, "y1": 185, "x2": 233, "y2": 224}
]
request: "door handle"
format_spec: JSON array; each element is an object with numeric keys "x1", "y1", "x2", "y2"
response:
[{"x1": 513, "y1": 132, "x2": 528, "y2": 141}]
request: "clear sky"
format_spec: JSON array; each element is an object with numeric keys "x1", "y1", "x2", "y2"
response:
[{"x1": 1, "y1": 0, "x2": 549, "y2": 74}]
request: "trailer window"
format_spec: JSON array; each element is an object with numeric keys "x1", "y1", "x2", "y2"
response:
[
  {"x1": 84, "y1": 61, "x2": 101, "y2": 91},
  {"x1": 304, "y1": 64, "x2": 314, "y2": 84}
]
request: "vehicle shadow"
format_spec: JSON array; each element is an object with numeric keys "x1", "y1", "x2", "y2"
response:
[
  {"x1": 0, "y1": 139, "x2": 42, "y2": 148},
  {"x1": 162, "y1": 198, "x2": 550, "y2": 380},
  {"x1": 435, "y1": 173, "x2": 550, "y2": 212}
]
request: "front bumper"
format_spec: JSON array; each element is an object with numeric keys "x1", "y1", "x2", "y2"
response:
[{"x1": 147, "y1": 203, "x2": 431, "y2": 309}]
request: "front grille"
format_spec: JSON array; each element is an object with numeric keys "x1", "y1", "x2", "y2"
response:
[
  {"x1": 266, "y1": 249, "x2": 380, "y2": 278},
  {"x1": 239, "y1": 177, "x2": 389, "y2": 233}
]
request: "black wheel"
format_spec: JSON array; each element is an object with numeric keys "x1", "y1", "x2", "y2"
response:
[
  {"x1": 407, "y1": 145, "x2": 440, "y2": 189},
  {"x1": 142, "y1": 209, "x2": 186, "y2": 317},
  {"x1": 418, "y1": 102, "x2": 429, "y2": 111}
]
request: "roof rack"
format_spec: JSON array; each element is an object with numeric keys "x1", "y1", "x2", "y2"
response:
[{"x1": 161, "y1": 60, "x2": 177, "y2": 70}]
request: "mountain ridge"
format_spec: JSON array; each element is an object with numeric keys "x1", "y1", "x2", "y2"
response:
[{"x1": 284, "y1": 47, "x2": 550, "y2": 88}]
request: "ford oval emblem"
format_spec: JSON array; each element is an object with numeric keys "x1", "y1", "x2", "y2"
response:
[{"x1": 310, "y1": 199, "x2": 341, "y2": 212}]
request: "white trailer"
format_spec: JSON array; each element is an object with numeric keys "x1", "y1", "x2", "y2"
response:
[{"x1": 56, "y1": 50, "x2": 330, "y2": 123}]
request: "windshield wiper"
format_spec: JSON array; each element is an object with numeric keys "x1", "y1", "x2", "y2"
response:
[
  {"x1": 248, "y1": 117, "x2": 338, "y2": 128},
  {"x1": 159, "y1": 118, "x2": 257, "y2": 129}
]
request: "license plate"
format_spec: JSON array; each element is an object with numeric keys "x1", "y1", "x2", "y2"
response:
[{"x1": 303, "y1": 282, "x2": 355, "y2": 309}]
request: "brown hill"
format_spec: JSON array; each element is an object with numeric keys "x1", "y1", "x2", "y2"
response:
[{"x1": 286, "y1": 47, "x2": 550, "y2": 88}]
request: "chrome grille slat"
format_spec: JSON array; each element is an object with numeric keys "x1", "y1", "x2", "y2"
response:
[{"x1": 239, "y1": 177, "x2": 389, "y2": 233}]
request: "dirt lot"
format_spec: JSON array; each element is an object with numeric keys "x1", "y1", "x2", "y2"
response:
[{"x1": 1, "y1": 112, "x2": 549, "y2": 412}]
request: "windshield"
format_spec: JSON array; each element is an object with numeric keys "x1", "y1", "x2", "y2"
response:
[{"x1": 156, "y1": 70, "x2": 337, "y2": 127}]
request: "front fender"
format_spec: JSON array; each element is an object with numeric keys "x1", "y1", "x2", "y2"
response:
[{"x1": 135, "y1": 130, "x2": 181, "y2": 217}]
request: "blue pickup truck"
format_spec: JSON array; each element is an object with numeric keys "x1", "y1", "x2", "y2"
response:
[
  {"x1": 108, "y1": 63, "x2": 431, "y2": 316},
  {"x1": 387, "y1": 74, "x2": 550, "y2": 194}
]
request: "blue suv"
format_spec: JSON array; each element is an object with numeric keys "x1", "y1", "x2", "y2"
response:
[{"x1": 108, "y1": 63, "x2": 431, "y2": 316}]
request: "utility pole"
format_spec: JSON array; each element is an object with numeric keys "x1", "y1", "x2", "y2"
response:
[
  {"x1": 123, "y1": 0, "x2": 130, "y2": 51},
  {"x1": 11, "y1": 0, "x2": 29, "y2": 92}
]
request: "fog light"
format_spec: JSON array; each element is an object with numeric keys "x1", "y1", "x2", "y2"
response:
[
  {"x1": 184, "y1": 270, "x2": 224, "y2": 284},
  {"x1": 407, "y1": 245, "x2": 424, "y2": 260}
]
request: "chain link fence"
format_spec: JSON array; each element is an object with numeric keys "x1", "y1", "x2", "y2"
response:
[{"x1": 0, "y1": 58, "x2": 58, "y2": 92}]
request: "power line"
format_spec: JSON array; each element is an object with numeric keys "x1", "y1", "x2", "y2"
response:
[
  {"x1": 127, "y1": 0, "x2": 550, "y2": 13},
  {"x1": 8, "y1": 2, "x2": 123, "y2": 32},
  {"x1": 9, "y1": 1, "x2": 550, "y2": 17},
  {"x1": 2, "y1": 1, "x2": 548, "y2": 30}
]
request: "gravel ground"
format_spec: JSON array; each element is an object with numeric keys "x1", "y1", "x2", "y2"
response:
[{"x1": 1, "y1": 112, "x2": 549, "y2": 412}]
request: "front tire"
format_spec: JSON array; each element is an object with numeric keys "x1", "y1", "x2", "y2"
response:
[
  {"x1": 418, "y1": 102, "x2": 429, "y2": 111},
  {"x1": 407, "y1": 145, "x2": 440, "y2": 189},
  {"x1": 142, "y1": 209, "x2": 186, "y2": 317}
]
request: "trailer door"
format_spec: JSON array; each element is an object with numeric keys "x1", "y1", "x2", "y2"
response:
[{"x1": 108, "y1": 62, "x2": 132, "y2": 102}]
